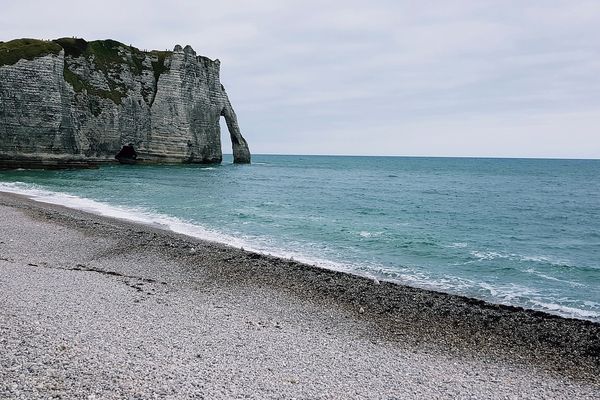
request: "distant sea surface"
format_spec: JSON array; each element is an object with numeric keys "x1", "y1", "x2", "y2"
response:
[{"x1": 1, "y1": 155, "x2": 599, "y2": 321}]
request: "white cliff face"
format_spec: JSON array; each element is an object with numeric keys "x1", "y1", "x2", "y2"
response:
[
  {"x1": 0, "y1": 51, "x2": 77, "y2": 163},
  {"x1": 0, "y1": 39, "x2": 251, "y2": 168},
  {"x1": 149, "y1": 45, "x2": 221, "y2": 162}
]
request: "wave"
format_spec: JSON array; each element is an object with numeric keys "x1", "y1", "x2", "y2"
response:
[
  {"x1": 476, "y1": 282, "x2": 599, "y2": 320},
  {"x1": 447, "y1": 242, "x2": 468, "y2": 248},
  {"x1": 530, "y1": 300, "x2": 600, "y2": 320},
  {"x1": 373, "y1": 266, "x2": 478, "y2": 293},
  {"x1": 469, "y1": 250, "x2": 504, "y2": 261},
  {"x1": 524, "y1": 268, "x2": 585, "y2": 287},
  {"x1": 358, "y1": 230, "x2": 384, "y2": 238},
  {"x1": 0, "y1": 182, "x2": 242, "y2": 243},
  {"x1": 468, "y1": 249, "x2": 577, "y2": 268},
  {"x1": 371, "y1": 265, "x2": 598, "y2": 321}
]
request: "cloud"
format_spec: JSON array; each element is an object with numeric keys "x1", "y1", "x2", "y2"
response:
[{"x1": 2, "y1": 1, "x2": 599, "y2": 158}]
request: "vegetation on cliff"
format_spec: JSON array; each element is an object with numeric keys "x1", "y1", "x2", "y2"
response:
[
  {"x1": 0, "y1": 37, "x2": 172, "y2": 105},
  {"x1": 53, "y1": 37, "x2": 171, "y2": 81},
  {"x1": 52, "y1": 37, "x2": 88, "y2": 57},
  {"x1": 54, "y1": 38, "x2": 172, "y2": 105},
  {"x1": 60, "y1": 39, "x2": 129, "y2": 105},
  {"x1": 0, "y1": 39, "x2": 62, "y2": 67},
  {"x1": 150, "y1": 50, "x2": 170, "y2": 83}
]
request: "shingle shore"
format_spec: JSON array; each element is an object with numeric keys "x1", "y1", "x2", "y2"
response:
[{"x1": 0, "y1": 192, "x2": 598, "y2": 399}]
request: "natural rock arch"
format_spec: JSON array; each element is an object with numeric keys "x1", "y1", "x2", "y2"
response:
[
  {"x1": 221, "y1": 100, "x2": 251, "y2": 164},
  {"x1": 0, "y1": 39, "x2": 252, "y2": 168}
]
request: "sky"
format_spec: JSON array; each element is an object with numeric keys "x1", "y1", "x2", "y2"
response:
[{"x1": 2, "y1": 1, "x2": 599, "y2": 158}]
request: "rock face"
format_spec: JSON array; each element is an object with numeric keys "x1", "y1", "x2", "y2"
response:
[{"x1": 0, "y1": 38, "x2": 251, "y2": 168}]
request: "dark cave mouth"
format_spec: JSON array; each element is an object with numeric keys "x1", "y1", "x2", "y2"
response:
[{"x1": 115, "y1": 144, "x2": 138, "y2": 164}]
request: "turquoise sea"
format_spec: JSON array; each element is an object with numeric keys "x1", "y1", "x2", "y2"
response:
[{"x1": 1, "y1": 155, "x2": 599, "y2": 321}]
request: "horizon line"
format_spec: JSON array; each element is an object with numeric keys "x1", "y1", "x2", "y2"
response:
[{"x1": 222, "y1": 153, "x2": 600, "y2": 161}]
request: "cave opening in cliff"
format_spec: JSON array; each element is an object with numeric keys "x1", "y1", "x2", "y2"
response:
[{"x1": 115, "y1": 144, "x2": 138, "y2": 164}]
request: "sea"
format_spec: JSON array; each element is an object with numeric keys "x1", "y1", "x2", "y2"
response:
[{"x1": 1, "y1": 155, "x2": 598, "y2": 321}]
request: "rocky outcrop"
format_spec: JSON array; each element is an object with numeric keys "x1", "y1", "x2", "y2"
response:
[{"x1": 0, "y1": 38, "x2": 251, "y2": 168}]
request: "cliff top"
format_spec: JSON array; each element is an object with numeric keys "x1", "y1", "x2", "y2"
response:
[
  {"x1": 0, "y1": 37, "x2": 221, "y2": 105},
  {"x1": 0, "y1": 37, "x2": 216, "y2": 69},
  {"x1": 0, "y1": 38, "x2": 62, "y2": 66}
]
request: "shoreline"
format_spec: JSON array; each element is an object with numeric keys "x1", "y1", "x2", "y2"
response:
[
  {"x1": 1, "y1": 188, "x2": 598, "y2": 323},
  {"x1": 1, "y1": 184, "x2": 596, "y2": 323},
  {"x1": 1, "y1": 191, "x2": 599, "y2": 398}
]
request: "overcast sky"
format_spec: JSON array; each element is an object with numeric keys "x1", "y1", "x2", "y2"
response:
[{"x1": 2, "y1": 1, "x2": 599, "y2": 158}]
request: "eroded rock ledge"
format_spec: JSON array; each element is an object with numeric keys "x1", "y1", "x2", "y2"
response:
[{"x1": 0, "y1": 38, "x2": 251, "y2": 168}]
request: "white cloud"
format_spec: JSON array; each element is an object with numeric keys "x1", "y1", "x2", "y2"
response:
[{"x1": 2, "y1": 0, "x2": 599, "y2": 158}]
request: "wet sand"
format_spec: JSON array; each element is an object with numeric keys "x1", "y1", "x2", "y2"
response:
[{"x1": 0, "y1": 192, "x2": 598, "y2": 399}]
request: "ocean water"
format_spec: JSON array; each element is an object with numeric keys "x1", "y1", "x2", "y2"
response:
[{"x1": 1, "y1": 155, "x2": 599, "y2": 321}]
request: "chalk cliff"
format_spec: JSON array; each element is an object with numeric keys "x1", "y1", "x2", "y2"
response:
[{"x1": 0, "y1": 38, "x2": 251, "y2": 168}]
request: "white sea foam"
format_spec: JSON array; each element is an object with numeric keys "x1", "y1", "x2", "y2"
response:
[
  {"x1": 520, "y1": 254, "x2": 572, "y2": 266},
  {"x1": 377, "y1": 262, "x2": 600, "y2": 321},
  {"x1": 0, "y1": 182, "x2": 244, "y2": 245},
  {"x1": 372, "y1": 267, "x2": 599, "y2": 321},
  {"x1": 530, "y1": 300, "x2": 600, "y2": 320},
  {"x1": 468, "y1": 249, "x2": 574, "y2": 268},
  {"x1": 372, "y1": 265, "x2": 478, "y2": 294},
  {"x1": 477, "y1": 282, "x2": 541, "y2": 302},
  {"x1": 358, "y1": 231, "x2": 383, "y2": 238},
  {"x1": 524, "y1": 268, "x2": 585, "y2": 287},
  {"x1": 469, "y1": 250, "x2": 505, "y2": 261},
  {"x1": 522, "y1": 255, "x2": 550, "y2": 263},
  {"x1": 447, "y1": 242, "x2": 468, "y2": 248},
  {"x1": 475, "y1": 281, "x2": 599, "y2": 320}
]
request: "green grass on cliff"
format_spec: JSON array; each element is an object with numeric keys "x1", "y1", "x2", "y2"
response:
[
  {"x1": 86, "y1": 40, "x2": 128, "y2": 74},
  {"x1": 82, "y1": 39, "x2": 172, "y2": 82},
  {"x1": 62, "y1": 67, "x2": 125, "y2": 107},
  {"x1": 63, "y1": 68, "x2": 84, "y2": 92},
  {"x1": 150, "y1": 51, "x2": 170, "y2": 82},
  {"x1": 62, "y1": 66, "x2": 126, "y2": 105},
  {"x1": 52, "y1": 37, "x2": 88, "y2": 57},
  {"x1": 57, "y1": 38, "x2": 172, "y2": 105},
  {"x1": 0, "y1": 39, "x2": 62, "y2": 67},
  {"x1": 2, "y1": 37, "x2": 173, "y2": 105}
]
